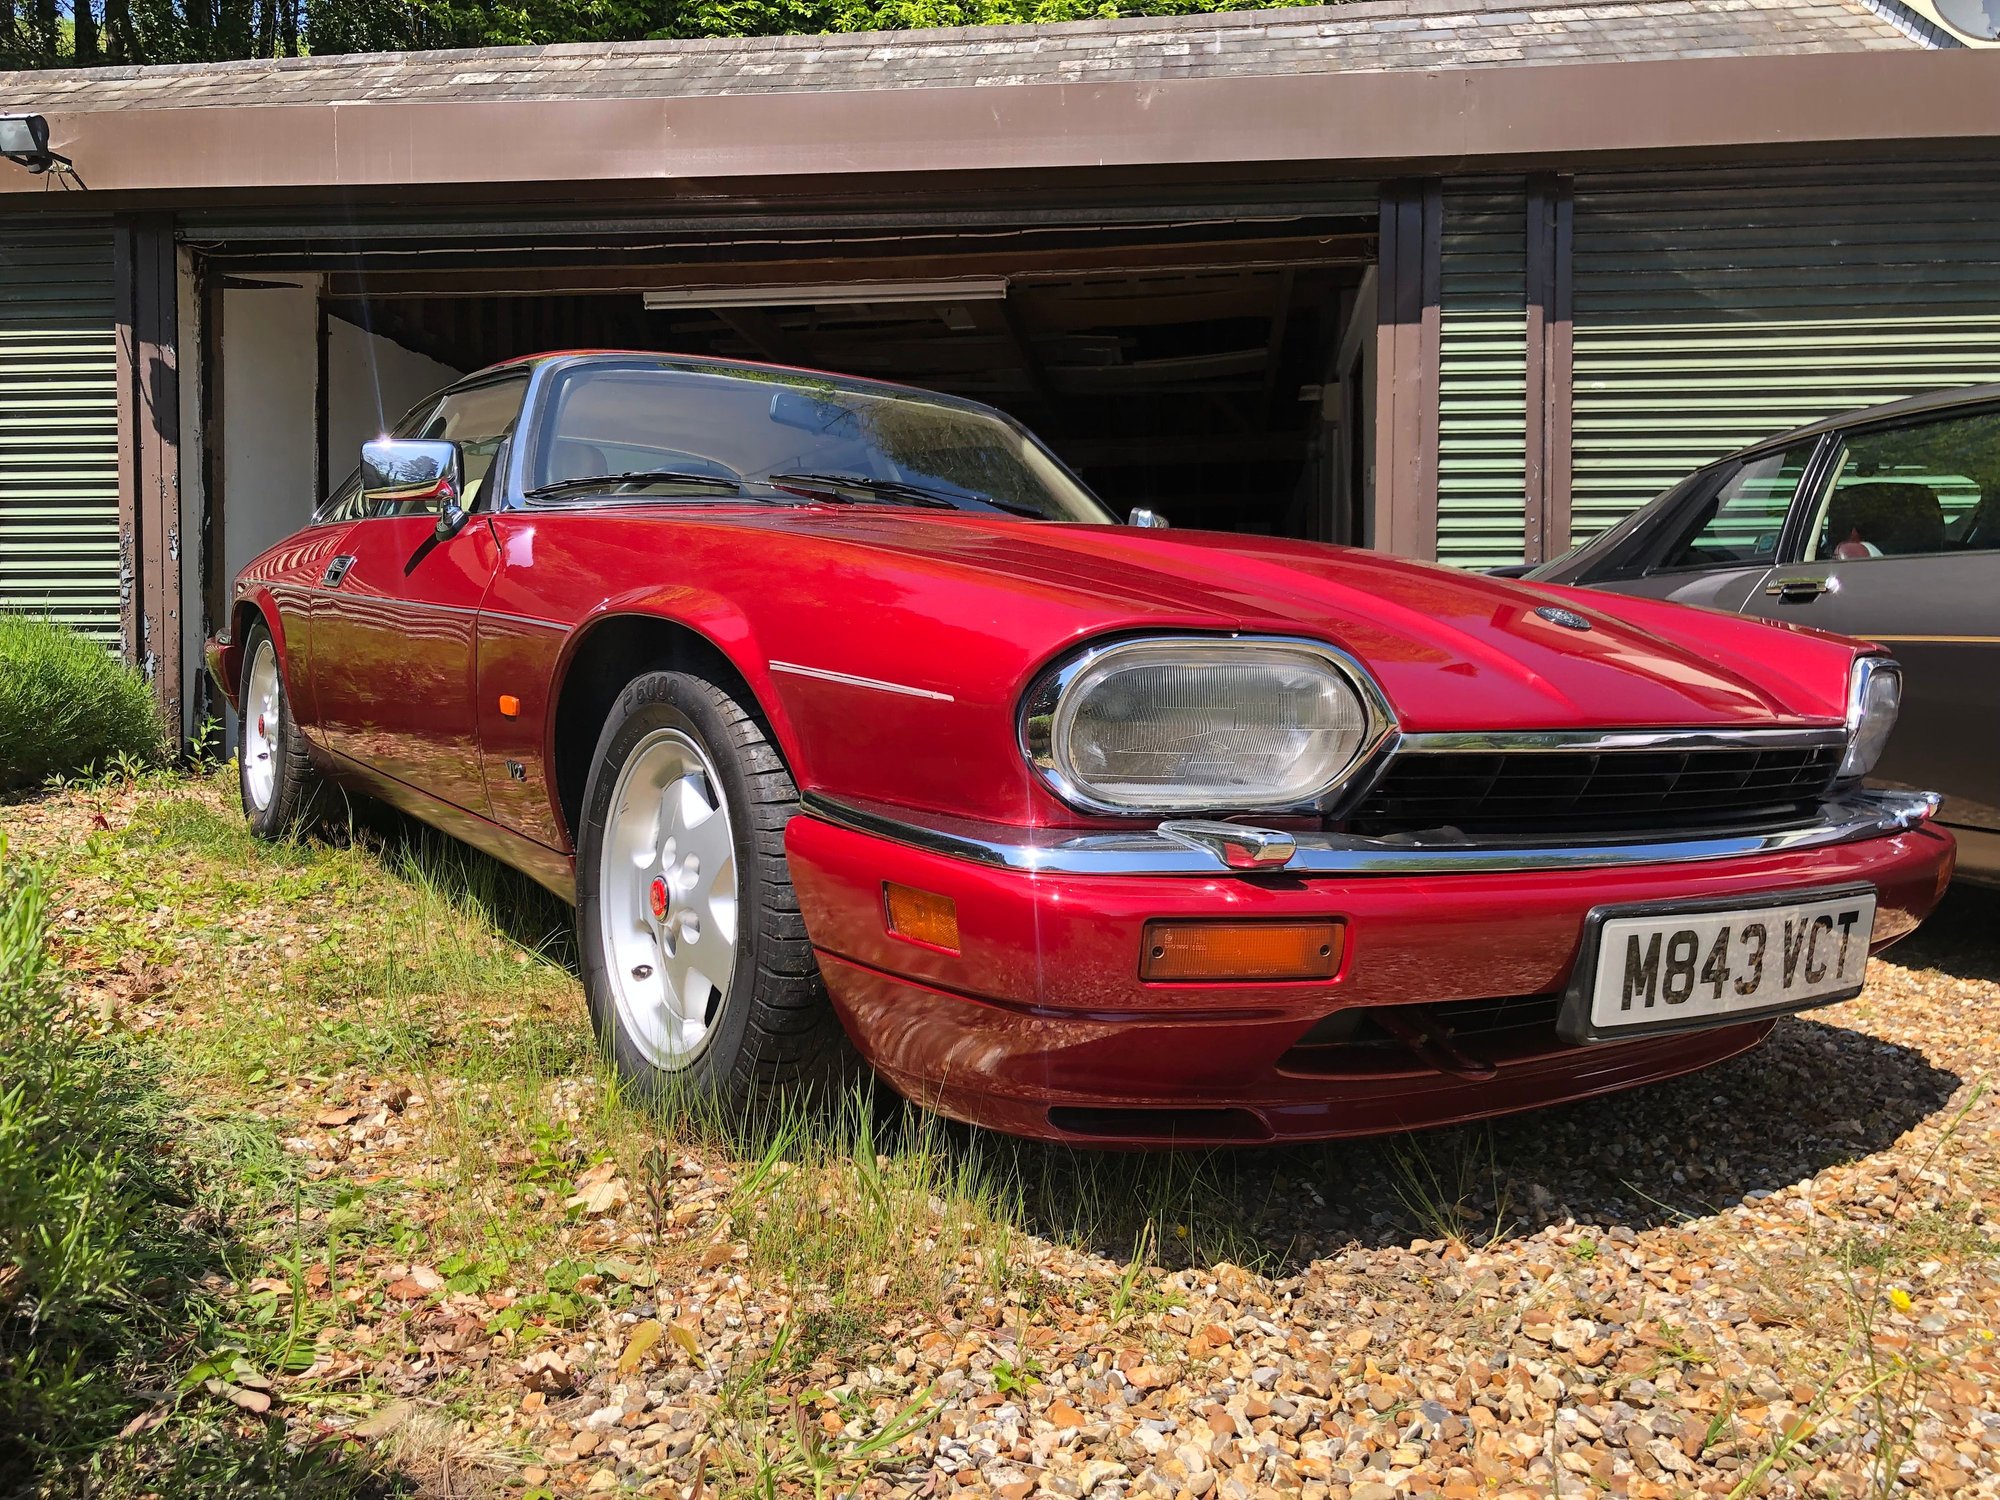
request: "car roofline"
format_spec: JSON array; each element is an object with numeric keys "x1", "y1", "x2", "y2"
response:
[{"x1": 466, "y1": 349, "x2": 940, "y2": 403}]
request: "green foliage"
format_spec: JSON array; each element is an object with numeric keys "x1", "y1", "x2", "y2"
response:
[
  {"x1": 0, "y1": 843, "x2": 141, "y2": 1474},
  {"x1": 4, "y1": 0, "x2": 1332, "y2": 72},
  {"x1": 0, "y1": 616, "x2": 165, "y2": 795}
]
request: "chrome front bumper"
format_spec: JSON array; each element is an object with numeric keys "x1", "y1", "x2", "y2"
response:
[{"x1": 800, "y1": 789, "x2": 1943, "y2": 878}]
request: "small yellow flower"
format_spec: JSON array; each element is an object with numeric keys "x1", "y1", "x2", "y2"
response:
[
  {"x1": 1173, "y1": 1224, "x2": 1188, "y2": 1239},
  {"x1": 1888, "y1": 1287, "x2": 1914, "y2": 1314}
]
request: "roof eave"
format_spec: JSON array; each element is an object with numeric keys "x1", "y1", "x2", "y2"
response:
[{"x1": 4, "y1": 50, "x2": 1997, "y2": 204}]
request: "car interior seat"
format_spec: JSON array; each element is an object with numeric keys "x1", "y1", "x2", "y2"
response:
[
  {"x1": 1823, "y1": 481, "x2": 1946, "y2": 559},
  {"x1": 547, "y1": 440, "x2": 613, "y2": 483}
]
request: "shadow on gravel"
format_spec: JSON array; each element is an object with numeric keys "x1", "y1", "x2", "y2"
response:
[
  {"x1": 1878, "y1": 881, "x2": 2000, "y2": 983},
  {"x1": 987, "y1": 1014, "x2": 1961, "y2": 1277}
]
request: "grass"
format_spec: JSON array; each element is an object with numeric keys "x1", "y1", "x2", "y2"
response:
[
  {"x1": 2, "y1": 764, "x2": 1274, "y2": 1495},
  {"x1": 0, "y1": 833, "x2": 404, "y2": 1496},
  {"x1": 0, "y1": 615, "x2": 165, "y2": 793}
]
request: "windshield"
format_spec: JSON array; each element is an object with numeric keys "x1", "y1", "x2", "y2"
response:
[
  {"x1": 1525, "y1": 469, "x2": 1710, "y2": 583},
  {"x1": 524, "y1": 359, "x2": 1116, "y2": 524}
]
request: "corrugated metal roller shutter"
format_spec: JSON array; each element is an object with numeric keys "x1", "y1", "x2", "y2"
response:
[
  {"x1": 0, "y1": 223, "x2": 121, "y2": 645},
  {"x1": 1435, "y1": 182, "x2": 1528, "y2": 569},
  {"x1": 1571, "y1": 166, "x2": 2000, "y2": 543}
]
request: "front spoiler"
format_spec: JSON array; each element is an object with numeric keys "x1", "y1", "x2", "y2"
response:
[{"x1": 800, "y1": 789, "x2": 1943, "y2": 878}]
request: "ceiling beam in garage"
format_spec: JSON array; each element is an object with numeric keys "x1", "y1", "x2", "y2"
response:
[{"x1": 321, "y1": 233, "x2": 1377, "y2": 300}]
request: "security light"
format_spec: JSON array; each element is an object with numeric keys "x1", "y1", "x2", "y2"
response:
[{"x1": 0, "y1": 114, "x2": 68, "y2": 174}]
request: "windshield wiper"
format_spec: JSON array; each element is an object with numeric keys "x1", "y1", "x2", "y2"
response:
[
  {"x1": 526, "y1": 468, "x2": 746, "y2": 499},
  {"x1": 765, "y1": 471, "x2": 1043, "y2": 517},
  {"x1": 766, "y1": 472, "x2": 959, "y2": 508}
]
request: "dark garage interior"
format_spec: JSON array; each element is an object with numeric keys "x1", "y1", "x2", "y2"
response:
[{"x1": 207, "y1": 209, "x2": 1379, "y2": 540}]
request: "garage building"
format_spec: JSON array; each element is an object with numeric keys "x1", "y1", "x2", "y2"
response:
[{"x1": 1, "y1": 0, "x2": 1998, "y2": 740}]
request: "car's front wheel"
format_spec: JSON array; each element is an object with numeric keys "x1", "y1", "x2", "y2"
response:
[
  {"x1": 575, "y1": 670, "x2": 840, "y2": 1109},
  {"x1": 237, "y1": 620, "x2": 323, "y2": 838}
]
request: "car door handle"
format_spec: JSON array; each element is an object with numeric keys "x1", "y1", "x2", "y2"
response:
[
  {"x1": 1764, "y1": 574, "x2": 1839, "y2": 602},
  {"x1": 322, "y1": 554, "x2": 357, "y2": 588}
]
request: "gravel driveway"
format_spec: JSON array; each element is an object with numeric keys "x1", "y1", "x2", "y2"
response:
[{"x1": 6, "y1": 778, "x2": 1997, "y2": 1498}]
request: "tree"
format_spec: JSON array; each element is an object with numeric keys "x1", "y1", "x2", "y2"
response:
[{"x1": 2, "y1": 0, "x2": 1318, "y2": 67}]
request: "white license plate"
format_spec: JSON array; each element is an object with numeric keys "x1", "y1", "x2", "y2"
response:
[{"x1": 1560, "y1": 886, "x2": 1876, "y2": 1044}]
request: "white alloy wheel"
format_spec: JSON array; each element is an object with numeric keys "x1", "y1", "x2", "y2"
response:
[
  {"x1": 242, "y1": 638, "x2": 282, "y2": 813},
  {"x1": 598, "y1": 727, "x2": 740, "y2": 1069}
]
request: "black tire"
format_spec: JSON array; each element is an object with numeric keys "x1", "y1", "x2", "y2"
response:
[
  {"x1": 575, "y1": 670, "x2": 843, "y2": 1110},
  {"x1": 237, "y1": 619, "x2": 323, "y2": 839}
]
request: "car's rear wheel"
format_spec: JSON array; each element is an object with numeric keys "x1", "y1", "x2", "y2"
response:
[
  {"x1": 238, "y1": 620, "x2": 323, "y2": 838},
  {"x1": 575, "y1": 670, "x2": 841, "y2": 1109}
]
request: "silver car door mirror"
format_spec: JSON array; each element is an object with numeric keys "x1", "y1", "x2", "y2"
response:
[
  {"x1": 1128, "y1": 508, "x2": 1169, "y2": 529},
  {"x1": 361, "y1": 438, "x2": 463, "y2": 516}
]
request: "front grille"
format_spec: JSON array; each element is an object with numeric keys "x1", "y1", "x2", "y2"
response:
[{"x1": 1348, "y1": 742, "x2": 1845, "y2": 839}]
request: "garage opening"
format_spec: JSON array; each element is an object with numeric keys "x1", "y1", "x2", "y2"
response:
[{"x1": 200, "y1": 209, "x2": 1378, "y2": 562}]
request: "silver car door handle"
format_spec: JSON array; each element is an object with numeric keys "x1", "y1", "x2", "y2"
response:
[
  {"x1": 322, "y1": 554, "x2": 357, "y2": 588},
  {"x1": 1764, "y1": 573, "x2": 1838, "y2": 602}
]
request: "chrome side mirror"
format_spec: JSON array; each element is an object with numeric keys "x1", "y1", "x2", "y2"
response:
[
  {"x1": 1128, "y1": 508, "x2": 1169, "y2": 529},
  {"x1": 361, "y1": 438, "x2": 463, "y2": 516},
  {"x1": 434, "y1": 502, "x2": 469, "y2": 543}
]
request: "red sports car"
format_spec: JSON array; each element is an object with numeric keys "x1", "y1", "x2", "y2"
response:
[{"x1": 206, "y1": 352, "x2": 1953, "y2": 1147}]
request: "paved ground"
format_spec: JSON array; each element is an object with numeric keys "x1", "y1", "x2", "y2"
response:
[{"x1": 5, "y1": 775, "x2": 1997, "y2": 1497}]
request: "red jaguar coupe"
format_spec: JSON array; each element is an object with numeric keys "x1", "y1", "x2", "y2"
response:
[{"x1": 206, "y1": 353, "x2": 1954, "y2": 1146}]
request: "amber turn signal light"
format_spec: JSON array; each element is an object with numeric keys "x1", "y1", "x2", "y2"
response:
[
  {"x1": 1141, "y1": 919, "x2": 1344, "y2": 982},
  {"x1": 497, "y1": 694, "x2": 522, "y2": 718},
  {"x1": 885, "y1": 883, "x2": 960, "y2": 954}
]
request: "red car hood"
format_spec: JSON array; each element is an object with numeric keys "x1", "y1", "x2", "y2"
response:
[{"x1": 729, "y1": 513, "x2": 1857, "y2": 731}]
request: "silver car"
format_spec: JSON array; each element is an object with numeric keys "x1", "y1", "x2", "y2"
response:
[{"x1": 1532, "y1": 384, "x2": 2000, "y2": 886}]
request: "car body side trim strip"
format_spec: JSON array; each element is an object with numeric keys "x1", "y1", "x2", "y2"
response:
[
  {"x1": 769, "y1": 660, "x2": 956, "y2": 702},
  {"x1": 797, "y1": 789, "x2": 1941, "y2": 877}
]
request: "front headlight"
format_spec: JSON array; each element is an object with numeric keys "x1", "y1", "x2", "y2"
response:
[
  {"x1": 1841, "y1": 657, "x2": 1902, "y2": 780},
  {"x1": 1022, "y1": 637, "x2": 1390, "y2": 813}
]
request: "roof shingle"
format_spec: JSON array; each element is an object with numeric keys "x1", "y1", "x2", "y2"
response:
[{"x1": 0, "y1": 0, "x2": 1922, "y2": 113}]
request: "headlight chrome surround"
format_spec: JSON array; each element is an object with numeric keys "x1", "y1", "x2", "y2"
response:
[
  {"x1": 1840, "y1": 655, "x2": 1902, "y2": 781},
  {"x1": 1020, "y1": 635, "x2": 1399, "y2": 816}
]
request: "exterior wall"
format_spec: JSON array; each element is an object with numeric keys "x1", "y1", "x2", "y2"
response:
[
  {"x1": 324, "y1": 312, "x2": 460, "y2": 490},
  {"x1": 1421, "y1": 161, "x2": 2000, "y2": 565},
  {"x1": 220, "y1": 280, "x2": 321, "y2": 591},
  {"x1": 0, "y1": 219, "x2": 120, "y2": 643},
  {"x1": 1435, "y1": 180, "x2": 1529, "y2": 569},
  {"x1": 1566, "y1": 163, "x2": 2000, "y2": 543}
]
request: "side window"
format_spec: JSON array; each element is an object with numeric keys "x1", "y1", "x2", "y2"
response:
[
  {"x1": 1646, "y1": 443, "x2": 1815, "y2": 574},
  {"x1": 372, "y1": 375, "x2": 529, "y2": 518},
  {"x1": 314, "y1": 467, "x2": 366, "y2": 525},
  {"x1": 1808, "y1": 406, "x2": 2000, "y2": 562}
]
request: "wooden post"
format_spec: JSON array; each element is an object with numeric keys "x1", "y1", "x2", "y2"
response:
[
  {"x1": 1373, "y1": 179, "x2": 1442, "y2": 561},
  {"x1": 1524, "y1": 173, "x2": 1574, "y2": 565},
  {"x1": 113, "y1": 215, "x2": 184, "y2": 740}
]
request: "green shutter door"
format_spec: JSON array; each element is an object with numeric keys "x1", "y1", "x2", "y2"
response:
[
  {"x1": 0, "y1": 223, "x2": 121, "y2": 645},
  {"x1": 1570, "y1": 166, "x2": 2000, "y2": 543},
  {"x1": 1435, "y1": 182, "x2": 1529, "y2": 569}
]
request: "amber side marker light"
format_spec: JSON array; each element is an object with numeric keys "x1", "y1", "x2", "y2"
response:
[
  {"x1": 1141, "y1": 919, "x2": 1345, "y2": 982},
  {"x1": 885, "y1": 883, "x2": 960, "y2": 953}
]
